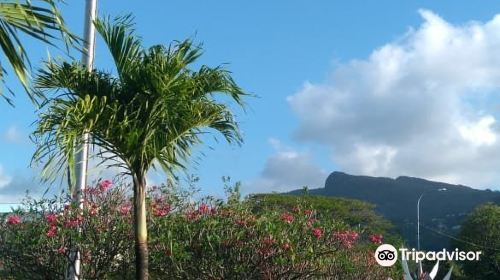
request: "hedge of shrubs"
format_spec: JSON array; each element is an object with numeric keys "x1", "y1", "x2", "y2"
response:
[{"x1": 0, "y1": 180, "x2": 401, "y2": 279}]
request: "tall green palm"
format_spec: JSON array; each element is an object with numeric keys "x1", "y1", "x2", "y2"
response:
[
  {"x1": 32, "y1": 16, "x2": 246, "y2": 279},
  {"x1": 0, "y1": 0, "x2": 76, "y2": 104}
]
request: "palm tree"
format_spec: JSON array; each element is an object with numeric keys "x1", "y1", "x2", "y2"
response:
[
  {"x1": 0, "y1": 0, "x2": 77, "y2": 104},
  {"x1": 32, "y1": 16, "x2": 246, "y2": 279}
]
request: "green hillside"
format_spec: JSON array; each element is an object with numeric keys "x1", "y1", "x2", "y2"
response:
[{"x1": 287, "y1": 171, "x2": 500, "y2": 250}]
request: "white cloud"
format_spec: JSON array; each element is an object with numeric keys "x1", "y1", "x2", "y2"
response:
[
  {"x1": 0, "y1": 165, "x2": 12, "y2": 189},
  {"x1": 244, "y1": 139, "x2": 328, "y2": 193},
  {"x1": 0, "y1": 169, "x2": 44, "y2": 204},
  {"x1": 458, "y1": 116, "x2": 497, "y2": 146},
  {"x1": 287, "y1": 10, "x2": 500, "y2": 189},
  {"x1": 4, "y1": 125, "x2": 23, "y2": 143}
]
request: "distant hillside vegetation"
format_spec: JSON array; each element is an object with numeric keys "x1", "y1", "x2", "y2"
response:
[
  {"x1": 287, "y1": 171, "x2": 500, "y2": 250},
  {"x1": 247, "y1": 194, "x2": 396, "y2": 237}
]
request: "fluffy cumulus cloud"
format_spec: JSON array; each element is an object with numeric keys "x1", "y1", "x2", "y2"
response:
[
  {"x1": 244, "y1": 139, "x2": 328, "y2": 193},
  {"x1": 287, "y1": 10, "x2": 500, "y2": 188}
]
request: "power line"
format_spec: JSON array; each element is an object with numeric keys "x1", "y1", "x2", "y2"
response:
[{"x1": 422, "y1": 224, "x2": 500, "y2": 252}]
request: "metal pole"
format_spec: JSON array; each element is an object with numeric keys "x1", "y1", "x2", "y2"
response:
[
  {"x1": 67, "y1": 1, "x2": 97, "y2": 279},
  {"x1": 417, "y1": 193, "x2": 424, "y2": 276},
  {"x1": 416, "y1": 187, "x2": 446, "y2": 277},
  {"x1": 417, "y1": 193, "x2": 424, "y2": 252}
]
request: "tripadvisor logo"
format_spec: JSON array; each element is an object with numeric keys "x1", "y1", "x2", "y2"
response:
[
  {"x1": 374, "y1": 244, "x2": 398, "y2": 267},
  {"x1": 374, "y1": 244, "x2": 482, "y2": 267},
  {"x1": 399, "y1": 248, "x2": 482, "y2": 262}
]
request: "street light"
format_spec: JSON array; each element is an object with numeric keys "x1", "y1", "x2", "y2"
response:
[
  {"x1": 416, "y1": 187, "x2": 447, "y2": 275},
  {"x1": 417, "y1": 187, "x2": 447, "y2": 251}
]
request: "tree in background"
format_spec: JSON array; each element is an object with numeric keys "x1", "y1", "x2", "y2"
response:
[
  {"x1": 31, "y1": 16, "x2": 246, "y2": 280},
  {"x1": 0, "y1": 0, "x2": 76, "y2": 104},
  {"x1": 455, "y1": 203, "x2": 500, "y2": 280}
]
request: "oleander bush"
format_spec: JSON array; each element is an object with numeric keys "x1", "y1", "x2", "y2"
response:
[
  {"x1": 0, "y1": 181, "x2": 133, "y2": 279},
  {"x1": 0, "y1": 179, "x2": 401, "y2": 279}
]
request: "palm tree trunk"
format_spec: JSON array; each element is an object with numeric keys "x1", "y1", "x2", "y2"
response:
[{"x1": 133, "y1": 174, "x2": 149, "y2": 279}]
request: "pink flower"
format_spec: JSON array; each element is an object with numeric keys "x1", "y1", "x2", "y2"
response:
[
  {"x1": 45, "y1": 213, "x2": 58, "y2": 224},
  {"x1": 119, "y1": 203, "x2": 132, "y2": 216},
  {"x1": 198, "y1": 203, "x2": 210, "y2": 215},
  {"x1": 282, "y1": 242, "x2": 291, "y2": 250},
  {"x1": 6, "y1": 214, "x2": 21, "y2": 225},
  {"x1": 151, "y1": 198, "x2": 171, "y2": 217},
  {"x1": 304, "y1": 209, "x2": 313, "y2": 216},
  {"x1": 46, "y1": 225, "x2": 58, "y2": 238},
  {"x1": 99, "y1": 180, "x2": 113, "y2": 192},
  {"x1": 332, "y1": 230, "x2": 359, "y2": 248},
  {"x1": 153, "y1": 205, "x2": 170, "y2": 217},
  {"x1": 64, "y1": 215, "x2": 83, "y2": 228},
  {"x1": 57, "y1": 246, "x2": 67, "y2": 254},
  {"x1": 312, "y1": 227, "x2": 323, "y2": 238},
  {"x1": 369, "y1": 234, "x2": 383, "y2": 245},
  {"x1": 280, "y1": 212, "x2": 294, "y2": 224},
  {"x1": 84, "y1": 186, "x2": 98, "y2": 195}
]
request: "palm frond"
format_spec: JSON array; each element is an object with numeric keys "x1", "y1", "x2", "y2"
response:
[
  {"x1": 0, "y1": 0, "x2": 79, "y2": 104},
  {"x1": 34, "y1": 60, "x2": 120, "y2": 100},
  {"x1": 93, "y1": 15, "x2": 142, "y2": 80}
]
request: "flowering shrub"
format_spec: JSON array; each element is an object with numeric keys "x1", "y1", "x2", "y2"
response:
[
  {"x1": 0, "y1": 180, "x2": 401, "y2": 279},
  {"x1": 0, "y1": 181, "x2": 133, "y2": 279}
]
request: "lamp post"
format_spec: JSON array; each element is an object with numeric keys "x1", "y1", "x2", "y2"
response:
[
  {"x1": 67, "y1": 1, "x2": 97, "y2": 279},
  {"x1": 416, "y1": 187, "x2": 447, "y2": 275}
]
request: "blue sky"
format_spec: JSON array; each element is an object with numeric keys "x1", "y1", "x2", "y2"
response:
[{"x1": 3, "y1": 0, "x2": 500, "y2": 209}]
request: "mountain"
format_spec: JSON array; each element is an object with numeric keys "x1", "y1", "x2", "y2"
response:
[{"x1": 288, "y1": 171, "x2": 500, "y2": 250}]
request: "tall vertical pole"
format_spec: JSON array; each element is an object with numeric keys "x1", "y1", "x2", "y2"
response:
[
  {"x1": 75, "y1": 0, "x2": 97, "y2": 196},
  {"x1": 417, "y1": 194, "x2": 423, "y2": 252},
  {"x1": 67, "y1": 1, "x2": 97, "y2": 279},
  {"x1": 416, "y1": 188, "x2": 446, "y2": 277},
  {"x1": 417, "y1": 193, "x2": 423, "y2": 276}
]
